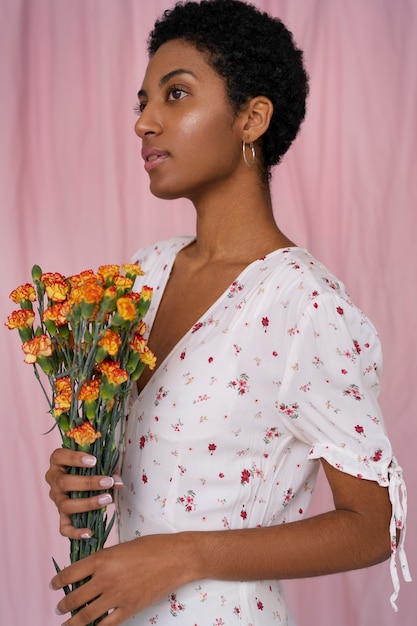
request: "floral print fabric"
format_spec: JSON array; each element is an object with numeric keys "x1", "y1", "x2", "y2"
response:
[{"x1": 118, "y1": 237, "x2": 409, "y2": 625}]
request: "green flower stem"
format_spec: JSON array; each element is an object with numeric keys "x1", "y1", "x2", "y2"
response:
[{"x1": 32, "y1": 364, "x2": 54, "y2": 411}]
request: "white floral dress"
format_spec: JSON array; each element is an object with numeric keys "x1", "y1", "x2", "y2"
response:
[{"x1": 118, "y1": 237, "x2": 409, "y2": 625}]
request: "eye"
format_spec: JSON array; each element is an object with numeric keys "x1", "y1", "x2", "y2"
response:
[
  {"x1": 167, "y1": 86, "x2": 188, "y2": 101},
  {"x1": 133, "y1": 101, "x2": 146, "y2": 116}
]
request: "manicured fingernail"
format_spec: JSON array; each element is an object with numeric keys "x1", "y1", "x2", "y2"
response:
[
  {"x1": 82, "y1": 455, "x2": 97, "y2": 466},
  {"x1": 97, "y1": 493, "x2": 112, "y2": 505},
  {"x1": 80, "y1": 532, "x2": 92, "y2": 539},
  {"x1": 55, "y1": 606, "x2": 64, "y2": 615},
  {"x1": 112, "y1": 474, "x2": 123, "y2": 486},
  {"x1": 99, "y1": 477, "x2": 114, "y2": 488}
]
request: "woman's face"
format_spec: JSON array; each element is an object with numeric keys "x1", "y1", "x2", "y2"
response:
[{"x1": 135, "y1": 39, "x2": 246, "y2": 202}]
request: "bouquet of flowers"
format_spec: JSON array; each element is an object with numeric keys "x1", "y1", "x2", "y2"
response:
[{"x1": 5, "y1": 262, "x2": 155, "y2": 624}]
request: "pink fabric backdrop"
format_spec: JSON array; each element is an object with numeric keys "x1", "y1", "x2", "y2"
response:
[{"x1": 1, "y1": 1, "x2": 415, "y2": 624}]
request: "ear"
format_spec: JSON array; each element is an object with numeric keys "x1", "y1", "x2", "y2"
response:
[{"x1": 240, "y1": 96, "x2": 274, "y2": 143}]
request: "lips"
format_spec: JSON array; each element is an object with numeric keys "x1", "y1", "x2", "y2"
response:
[{"x1": 141, "y1": 146, "x2": 169, "y2": 172}]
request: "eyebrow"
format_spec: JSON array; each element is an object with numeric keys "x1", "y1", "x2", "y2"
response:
[{"x1": 137, "y1": 68, "x2": 198, "y2": 99}]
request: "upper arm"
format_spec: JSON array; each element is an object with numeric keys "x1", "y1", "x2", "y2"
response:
[{"x1": 321, "y1": 458, "x2": 392, "y2": 560}]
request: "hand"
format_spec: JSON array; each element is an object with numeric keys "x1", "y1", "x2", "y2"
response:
[
  {"x1": 45, "y1": 448, "x2": 123, "y2": 540},
  {"x1": 50, "y1": 534, "x2": 194, "y2": 625}
]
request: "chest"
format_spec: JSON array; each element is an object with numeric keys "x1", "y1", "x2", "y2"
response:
[{"x1": 137, "y1": 261, "x2": 248, "y2": 391}]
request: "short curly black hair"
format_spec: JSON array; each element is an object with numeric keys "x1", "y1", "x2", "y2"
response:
[{"x1": 147, "y1": 0, "x2": 309, "y2": 176}]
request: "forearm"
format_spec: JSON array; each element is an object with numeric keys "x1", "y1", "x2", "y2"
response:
[
  {"x1": 184, "y1": 506, "x2": 391, "y2": 586},
  {"x1": 182, "y1": 465, "x2": 393, "y2": 586}
]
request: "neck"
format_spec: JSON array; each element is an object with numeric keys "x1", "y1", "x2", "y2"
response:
[{"x1": 186, "y1": 173, "x2": 294, "y2": 264}]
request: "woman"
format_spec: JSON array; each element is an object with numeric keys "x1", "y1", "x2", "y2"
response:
[{"x1": 47, "y1": 1, "x2": 409, "y2": 624}]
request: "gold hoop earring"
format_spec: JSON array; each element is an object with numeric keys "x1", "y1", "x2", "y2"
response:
[{"x1": 242, "y1": 140, "x2": 256, "y2": 168}]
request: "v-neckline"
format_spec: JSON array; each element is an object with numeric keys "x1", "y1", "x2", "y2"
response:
[{"x1": 135, "y1": 240, "x2": 300, "y2": 402}]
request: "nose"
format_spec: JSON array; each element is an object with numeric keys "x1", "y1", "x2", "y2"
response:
[{"x1": 134, "y1": 104, "x2": 162, "y2": 139}]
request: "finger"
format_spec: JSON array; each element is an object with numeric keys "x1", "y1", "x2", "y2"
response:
[
  {"x1": 46, "y1": 450, "x2": 97, "y2": 492},
  {"x1": 50, "y1": 448, "x2": 97, "y2": 470},
  {"x1": 58, "y1": 592, "x2": 111, "y2": 626},
  {"x1": 51, "y1": 554, "x2": 93, "y2": 592},
  {"x1": 51, "y1": 448, "x2": 97, "y2": 468},
  {"x1": 58, "y1": 492, "x2": 113, "y2": 518},
  {"x1": 54, "y1": 473, "x2": 116, "y2": 494},
  {"x1": 58, "y1": 511, "x2": 95, "y2": 540},
  {"x1": 55, "y1": 579, "x2": 96, "y2": 619}
]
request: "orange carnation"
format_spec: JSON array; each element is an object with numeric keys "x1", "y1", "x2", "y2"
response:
[
  {"x1": 22, "y1": 335, "x2": 53, "y2": 363},
  {"x1": 116, "y1": 297, "x2": 137, "y2": 321},
  {"x1": 55, "y1": 376, "x2": 72, "y2": 394},
  {"x1": 98, "y1": 265, "x2": 120, "y2": 284},
  {"x1": 97, "y1": 361, "x2": 129, "y2": 386},
  {"x1": 78, "y1": 379, "x2": 101, "y2": 402},
  {"x1": 5, "y1": 309, "x2": 35, "y2": 330},
  {"x1": 113, "y1": 275, "x2": 134, "y2": 291},
  {"x1": 130, "y1": 333, "x2": 147, "y2": 353},
  {"x1": 136, "y1": 320, "x2": 147, "y2": 336},
  {"x1": 129, "y1": 333, "x2": 156, "y2": 371},
  {"x1": 41, "y1": 272, "x2": 66, "y2": 284},
  {"x1": 68, "y1": 270, "x2": 97, "y2": 287},
  {"x1": 68, "y1": 286, "x2": 82, "y2": 306},
  {"x1": 67, "y1": 422, "x2": 102, "y2": 447},
  {"x1": 140, "y1": 347, "x2": 156, "y2": 370},
  {"x1": 121, "y1": 263, "x2": 144, "y2": 278},
  {"x1": 43, "y1": 302, "x2": 71, "y2": 326},
  {"x1": 78, "y1": 282, "x2": 105, "y2": 304},
  {"x1": 45, "y1": 281, "x2": 69, "y2": 302},
  {"x1": 140, "y1": 285, "x2": 153, "y2": 301},
  {"x1": 104, "y1": 286, "x2": 117, "y2": 300},
  {"x1": 41, "y1": 273, "x2": 69, "y2": 302},
  {"x1": 9, "y1": 283, "x2": 36, "y2": 304},
  {"x1": 98, "y1": 329, "x2": 122, "y2": 357},
  {"x1": 54, "y1": 390, "x2": 72, "y2": 417},
  {"x1": 125, "y1": 291, "x2": 141, "y2": 303}
]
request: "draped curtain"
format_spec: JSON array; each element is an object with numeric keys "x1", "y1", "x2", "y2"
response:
[{"x1": 1, "y1": 1, "x2": 415, "y2": 624}]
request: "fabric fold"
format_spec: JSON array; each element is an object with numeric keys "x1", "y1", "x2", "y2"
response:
[{"x1": 388, "y1": 457, "x2": 412, "y2": 611}]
